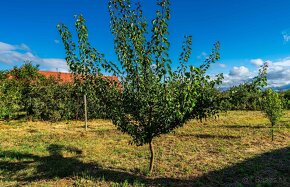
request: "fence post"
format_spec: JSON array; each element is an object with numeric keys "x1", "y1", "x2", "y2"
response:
[{"x1": 84, "y1": 94, "x2": 88, "y2": 130}]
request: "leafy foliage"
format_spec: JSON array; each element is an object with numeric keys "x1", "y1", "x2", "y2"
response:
[
  {"x1": 28, "y1": 77, "x2": 72, "y2": 121},
  {"x1": 0, "y1": 79, "x2": 22, "y2": 120},
  {"x1": 58, "y1": 0, "x2": 223, "y2": 174},
  {"x1": 27, "y1": 76, "x2": 117, "y2": 121},
  {"x1": 0, "y1": 62, "x2": 41, "y2": 120},
  {"x1": 190, "y1": 64, "x2": 224, "y2": 121},
  {"x1": 261, "y1": 88, "x2": 284, "y2": 141},
  {"x1": 281, "y1": 89, "x2": 290, "y2": 109},
  {"x1": 221, "y1": 63, "x2": 268, "y2": 111},
  {"x1": 107, "y1": 0, "x2": 222, "y2": 144},
  {"x1": 57, "y1": 14, "x2": 120, "y2": 122},
  {"x1": 0, "y1": 62, "x2": 115, "y2": 121},
  {"x1": 0, "y1": 70, "x2": 7, "y2": 81},
  {"x1": 10, "y1": 62, "x2": 44, "y2": 117}
]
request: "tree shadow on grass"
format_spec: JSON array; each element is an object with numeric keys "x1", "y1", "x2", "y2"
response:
[
  {"x1": 0, "y1": 144, "x2": 289, "y2": 186},
  {"x1": 178, "y1": 133, "x2": 241, "y2": 140},
  {"x1": 197, "y1": 146, "x2": 290, "y2": 186},
  {"x1": 199, "y1": 124, "x2": 269, "y2": 130},
  {"x1": 219, "y1": 124, "x2": 290, "y2": 130},
  {"x1": 218, "y1": 124, "x2": 267, "y2": 129}
]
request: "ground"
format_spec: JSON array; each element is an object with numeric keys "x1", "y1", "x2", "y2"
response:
[{"x1": 0, "y1": 111, "x2": 289, "y2": 187}]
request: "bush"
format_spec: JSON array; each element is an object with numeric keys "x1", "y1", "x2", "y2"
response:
[
  {"x1": 261, "y1": 89, "x2": 284, "y2": 141},
  {"x1": 0, "y1": 79, "x2": 22, "y2": 120},
  {"x1": 28, "y1": 77, "x2": 69, "y2": 121},
  {"x1": 0, "y1": 62, "x2": 114, "y2": 122}
]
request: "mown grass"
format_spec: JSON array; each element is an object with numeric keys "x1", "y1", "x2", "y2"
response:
[{"x1": 0, "y1": 111, "x2": 289, "y2": 186}]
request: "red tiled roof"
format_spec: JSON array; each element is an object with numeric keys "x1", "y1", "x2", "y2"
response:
[
  {"x1": 38, "y1": 71, "x2": 119, "y2": 83},
  {"x1": 39, "y1": 71, "x2": 73, "y2": 83}
]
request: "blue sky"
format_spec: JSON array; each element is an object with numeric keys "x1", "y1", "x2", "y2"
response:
[{"x1": 1, "y1": 0, "x2": 290, "y2": 88}]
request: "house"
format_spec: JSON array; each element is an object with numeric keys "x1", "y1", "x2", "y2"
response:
[
  {"x1": 39, "y1": 71, "x2": 73, "y2": 83},
  {"x1": 38, "y1": 71, "x2": 119, "y2": 84}
]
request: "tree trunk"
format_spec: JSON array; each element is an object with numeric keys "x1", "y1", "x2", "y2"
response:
[
  {"x1": 76, "y1": 96, "x2": 79, "y2": 120},
  {"x1": 271, "y1": 125, "x2": 274, "y2": 141},
  {"x1": 149, "y1": 140, "x2": 154, "y2": 174},
  {"x1": 84, "y1": 94, "x2": 88, "y2": 131}
]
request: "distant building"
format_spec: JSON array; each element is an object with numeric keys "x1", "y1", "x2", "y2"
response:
[{"x1": 38, "y1": 71, "x2": 119, "y2": 84}]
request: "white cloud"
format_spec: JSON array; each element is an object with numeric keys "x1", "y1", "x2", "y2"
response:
[
  {"x1": 54, "y1": 39, "x2": 60, "y2": 44},
  {"x1": 0, "y1": 51, "x2": 34, "y2": 65},
  {"x1": 220, "y1": 57, "x2": 290, "y2": 89},
  {"x1": 217, "y1": 63, "x2": 226, "y2": 68},
  {"x1": 0, "y1": 42, "x2": 16, "y2": 51},
  {"x1": 42, "y1": 58, "x2": 68, "y2": 72},
  {"x1": 229, "y1": 66, "x2": 250, "y2": 76},
  {"x1": 282, "y1": 32, "x2": 290, "y2": 42},
  {"x1": 0, "y1": 42, "x2": 31, "y2": 52},
  {"x1": 17, "y1": 43, "x2": 31, "y2": 51},
  {"x1": 250, "y1": 58, "x2": 264, "y2": 66},
  {"x1": 219, "y1": 66, "x2": 254, "y2": 88},
  {"x1": 266, "y1": 57, "x2": 290, "y2": 87},
  {"x1": 0, "y1": 41, "x2": 68, "y2": 72},
  {"x1": 197, "y1": 52, "x2": 207, "y2": 60}
]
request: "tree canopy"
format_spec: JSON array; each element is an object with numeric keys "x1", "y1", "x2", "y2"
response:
[{"x1": 58, "y1": 0, "x2": 223, "y2": 174}]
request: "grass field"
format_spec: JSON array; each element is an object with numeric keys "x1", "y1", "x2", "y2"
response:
[{"x1": 0, "y1": 111, "x2": 289, "y2": 187}]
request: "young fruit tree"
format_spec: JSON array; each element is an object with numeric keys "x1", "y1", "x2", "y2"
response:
[
  {"x1": 58, "y1": 0, "x2": 222, "y2": 174},
  {"x1": 57, "y1": 16, "x2": 120, "y2": 126},
  {"x1": 261, "y1": 88, "x2": 284, "y2": 141}
]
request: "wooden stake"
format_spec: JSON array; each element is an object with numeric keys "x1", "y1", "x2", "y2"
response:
[
  {"x1": 84, "y1": 94, "x2": 88, "y2": 131},
  {"x1": 149, "y1": 140, "x2": 154, "y2": 174}
]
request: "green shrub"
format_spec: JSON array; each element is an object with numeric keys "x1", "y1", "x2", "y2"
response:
[
  {"x1": 0, "y1": 79, "x2": 22, "y2": 120},
  {"x1": 261, "y1": 89, "x2": 284, "y2": 141}
]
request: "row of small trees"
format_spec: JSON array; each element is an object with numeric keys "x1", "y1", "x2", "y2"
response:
[
  {"x1": 1, "y1": 62, "x2": 285, "y2": 121},
  {"x1": 0, "y1": 63, "x2": 114, "y2": 121},
  {"x1": 2, "y1": 65, "x2": 284, "y2": 120}
]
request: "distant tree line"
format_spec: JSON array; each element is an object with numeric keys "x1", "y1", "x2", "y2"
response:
[
  {"x1": 0, "y1": 62, "x2": 115, "y2": 121},
  {"x1": 1, "y1": 62, "x2": 288, "y2": 122}
]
